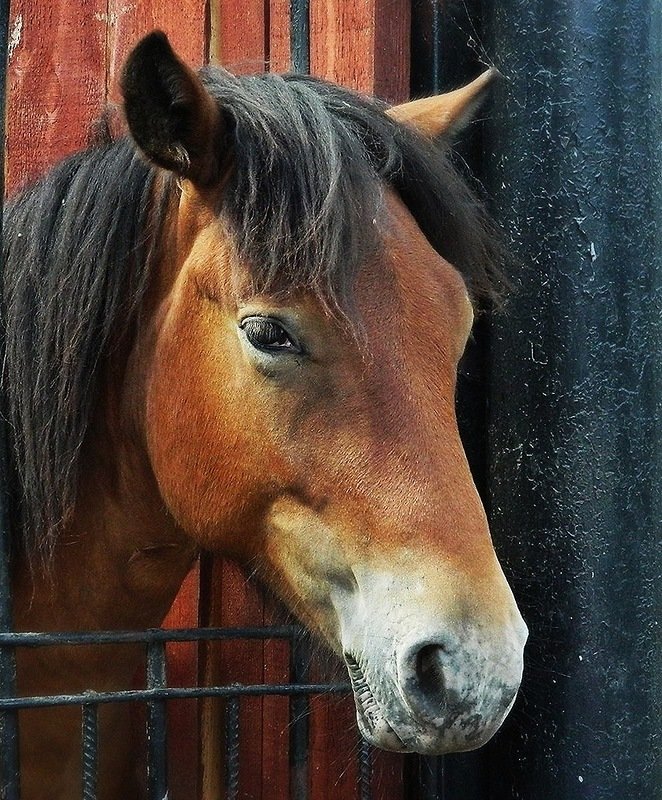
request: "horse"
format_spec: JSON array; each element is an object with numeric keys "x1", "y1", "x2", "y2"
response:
[{"x1": 1, "y1": 31, "x2": 527, "y2": 799}]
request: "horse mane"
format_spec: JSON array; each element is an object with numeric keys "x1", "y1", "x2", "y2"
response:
[
  {"x1": 2, "y1": 70, "x2": 505, "y2": 560},
  {"x1": 2, "y1": 142, "x2": 166, "y2": 561}
]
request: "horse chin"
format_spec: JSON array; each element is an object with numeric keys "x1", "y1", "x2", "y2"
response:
[
  {"x1": 354, "y1": 703, "x2": 411, "y2": 753},
  {"x1": 340, "y1": 651, "x2": 404, "y2": 751}
]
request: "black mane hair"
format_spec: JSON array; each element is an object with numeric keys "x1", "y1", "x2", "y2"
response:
[
  {"x1": 2, "y1": 142, "x2": 164, "y2": 560},
  {"x1": 2, "y1": 70, "x2": 505, "y2": 559}
]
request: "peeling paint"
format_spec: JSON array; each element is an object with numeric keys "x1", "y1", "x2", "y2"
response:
[
  {"x1": 8, "y1": 14, "x2": 22, "y2": 61},
  {"x1": 93, "y1": 4, "x2": 136, "y2": 26},
  {"x1": 485, "y1": 0, "x2": 661, "y2": 796}
]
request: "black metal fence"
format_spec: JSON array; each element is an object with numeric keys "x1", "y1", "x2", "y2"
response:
[{"x1": 0, "y1": 625, "x2": 360, "y2": 800}]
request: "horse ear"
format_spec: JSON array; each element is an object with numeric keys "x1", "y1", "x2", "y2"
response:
[
  {"x1": 388, "y1": 68, "x2": 499, "y2": 139},
  {"x1": 121, "y1": 31, "x2": 222, "y2": 184}
]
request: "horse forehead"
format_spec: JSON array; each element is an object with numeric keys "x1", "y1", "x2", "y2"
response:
[
  {"x1": 364, "y1": 192, "x2": 474, "y2": 335},
  {"x1": 177, "y1": 183, "x2": 473, "y2": 341}
]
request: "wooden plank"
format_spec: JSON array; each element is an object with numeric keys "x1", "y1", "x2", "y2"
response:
[
  {"x1": 199, "y1": 559, "x2": 266, "y2": 800},
  {"x1": 5, "y1": 0, "x2": 107, "y2": 193},
  {"x1": 162, "y1": 561, "x2": 201, "y2": 800},
  {"x1": 106, "y1": 0, "x2": 208, "y2": 105},
  {"x1": 372, "y1": 751, "x2": 405, "y2": 800},
  {"x1": 261, "y1": 598, "x2": 291, "y2": 800},
  {"x1": 210, "y1": 0, "x2": 267, "y2": 73},
  {"x1": 199, "y1": 564, "x2": 291, "y2": 800},
  {"x1": 372, "y1": 0, "x2": 410, "y2": 102},
  {"x1": 307, "y1": 649, "x2": 361, "y2": 799},
  {"x1": 309, "y1": 693, "x2": 361, "y2": 799},
  {"x1": 268, "y1": 0, "x2": 292, "y2": 72},
  {"x1": 198, "y1": 555, "x2": 224, "y2": 800},
  {"x1": 309, "y1": 0, "x2": 410, "y2": 102}
]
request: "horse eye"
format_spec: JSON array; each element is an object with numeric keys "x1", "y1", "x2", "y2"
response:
[{"x1": 240, "y1": 316, "x2": 300, "y2": 354}]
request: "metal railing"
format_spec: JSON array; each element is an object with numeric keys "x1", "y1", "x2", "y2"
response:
[{"x1": 0, "y1": 623, "x2": 381, "y2": 800}]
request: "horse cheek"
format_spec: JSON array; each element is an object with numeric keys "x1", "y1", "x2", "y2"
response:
[{"x1": 142, "y1": 302, "x2": 274, "y2": 557}]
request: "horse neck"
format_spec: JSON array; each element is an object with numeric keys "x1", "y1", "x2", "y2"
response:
[
  {"x1": 9, "y1": 396, "x2": 196, "y2": 800},
  {"x1": 12, "y1": 369, "x2": 196, "y2": 637}
]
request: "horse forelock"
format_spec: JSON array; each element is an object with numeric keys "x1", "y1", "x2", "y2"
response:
[{"x1": 200, "y1": 69, "x2": 507, "y2": 312}]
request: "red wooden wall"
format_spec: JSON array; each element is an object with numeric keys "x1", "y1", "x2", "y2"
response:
[{"x1": 6, "y1": 1, "x2": 411, "y2": 796}]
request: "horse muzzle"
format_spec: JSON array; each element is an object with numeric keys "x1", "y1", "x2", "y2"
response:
[{"x1": 336, "y1": 576, "x2": 528, "y2": 754}]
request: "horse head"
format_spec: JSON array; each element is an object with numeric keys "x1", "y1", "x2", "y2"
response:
[{"x1": 119, "y1": 32, "x2": 527, "y2": 755}]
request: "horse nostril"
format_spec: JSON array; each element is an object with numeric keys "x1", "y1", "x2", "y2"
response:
[{"x1": 415, "y1": 644, "x2": 446, "y2": 700}]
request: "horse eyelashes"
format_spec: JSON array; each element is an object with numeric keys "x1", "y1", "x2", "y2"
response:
[{"x1": 241, "y1": 317, "x2": 299, "y2": 353}]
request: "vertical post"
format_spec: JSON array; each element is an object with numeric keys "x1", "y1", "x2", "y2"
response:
[
  {"x1": 357, "y1": 737, "x2": 372, "y2": 800},
  {"x1": 289, "y1": 632, "x2": 309, "y2": 800},
  {"x1": 290, "y1": 0, "x2": 310, "y2": 73},
  {"x1": 0, "y1": 2, "x2": 20, "y2": 798},
  {"x1": 224, "y1": 696, "x2": 240, "y2": 800},
  {"x1": 146, "y1": 640, "x2": 169, "y2": 800},
  {"x1": 485, "y1": 1, "x2": 661, "y2": 797},
  {"x1": 81, "y1": 704, "x2": 99, "y2": 800}
]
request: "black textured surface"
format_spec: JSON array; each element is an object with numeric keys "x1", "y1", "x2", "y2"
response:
[
  {"x1": 485, "y1": 2, "x2": 661, "y2": 798},
  {"x1": 290, "y1": 0, "x2": 309, "y2": 73}
]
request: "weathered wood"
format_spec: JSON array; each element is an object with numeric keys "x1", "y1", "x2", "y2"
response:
[
  {"x1": 268, "y1": 0, "x2": 292, "y2": 72},
  {"x1": 6, "y1": 0, "x2": 106, "y2": 193},
  {"x1": 210, "y1": 0, "x2": 267, "y2": 72},
  {"x1": 309, "y1": 693, "x2": 361, "y2": 799},
  {"x1": 260, "y1": 600, "x2": 291, "y2": 800},
  {"x1": 372, "y1": 751, "x2": 405, "y2": 800},
  {"x1": 309, "y1": 0, "x2": 410, "y2": 101},
  {"x1": 107, "y1": 0, "x2": 207, "y2": 103}
]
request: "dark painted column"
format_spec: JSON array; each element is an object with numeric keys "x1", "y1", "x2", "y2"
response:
[{"x1": 484, "y1": 2, "x2": 661, "y2": 798}]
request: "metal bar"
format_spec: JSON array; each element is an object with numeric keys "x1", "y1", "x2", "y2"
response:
[
  {"x1": 0, "y1": 683, "x2": 352, "y2": 711},
  {"x1": 0, "y1": 625, "x2": 301, "y2": 647},
  {"x1": 146, "y1": 641, "x2": 168, "y2": 800},
  {"x1": 485, "y1": 1, "x2": 661, "y2": 797},
  {"x1": 358, "y1": 737, "x2": 372, "y2": 800},
  {"x1": 289, "y1": 631, "x2": 309, "y2": 800},
  {"x1": 289, "y1": 0, "x2": 309, "y2": 73},
  {"x1": 224, "y1": 697, "x2": 240, "y2": 800},
  {"x1": 81, "y1": 704, "x2": 98, "y2": 800}
]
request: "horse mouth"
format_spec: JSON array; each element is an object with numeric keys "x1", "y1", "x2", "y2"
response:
[{"x1": 344, "y1": 653, "x2": 411, "y2": 752}]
